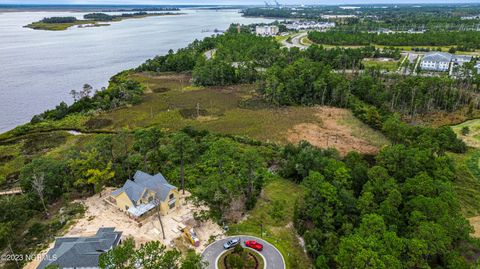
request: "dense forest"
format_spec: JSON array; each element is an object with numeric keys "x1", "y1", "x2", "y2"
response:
[
  {"x1": 308, "y1": 30, "x2": 480, "y2": 49},
  {"x1": 244, "y1": 5, "x2": 480, "y2": 31},
  {"x1": 40, "y1": 16, "x2": 77, "y2": 23}
]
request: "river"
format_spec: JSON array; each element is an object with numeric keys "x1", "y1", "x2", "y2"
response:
[{"x1": 0, "y1": 8, "x2": 273, "y2": 133}]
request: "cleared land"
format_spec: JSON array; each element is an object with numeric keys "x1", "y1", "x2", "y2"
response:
[
  {"x1": 449, "y1": 120, "x2": 480, "y2": 235},
  {"x1": 452, "y1": 119, "x2": 480, "y2": 148},
  {"x1": 24, "y1": 189, "x2": 223, "y2": 269},
  {"x1": 287, "y1": 107, "x2": 388, "y2": 155},
  {"x1": 362, "y1": 58, "x2": 399, "y2": 71},
  {"x1": 91, "y1": 73, "x2": 388, "y2": 154}
]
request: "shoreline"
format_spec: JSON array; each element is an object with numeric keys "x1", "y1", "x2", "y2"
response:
[{"x1": 24, "y1": 12, "x2": 185, "y2": 31}]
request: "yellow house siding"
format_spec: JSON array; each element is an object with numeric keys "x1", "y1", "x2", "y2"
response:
[
  {"x1": 113, "y1": 192, "x2": 134, "y2": 211},
  {"x1": 159, "y1": 189, "x2": 179, "y2": 215}
]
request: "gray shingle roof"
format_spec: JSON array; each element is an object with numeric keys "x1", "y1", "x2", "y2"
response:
[
  {"x1": 111, "y1": 171, "x2": 176, "y2": 204},
  {"x1": 422, "y1": 52, "x2": 452, "y2": 63},
  {"x1": 37, "y1": 228, "x2": 122, "y2": 269}
]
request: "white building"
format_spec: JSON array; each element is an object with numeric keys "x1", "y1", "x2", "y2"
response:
[
  {"x1": 420, "y1": 52, "x2": 453, "y2": 72},
  {"x1": 420, "y1": 52, "x2": 473, "y2": 73},
  {"x1": 255, "y1": 25, "x2": 279, "y2": 36},
  {"x1": 475, "y1": 62, "x2": 480, "y2": 74},
  {"x1": 452, "y1": 55, "x2": 473, "y2": 66},
  {"x1": 285, "y1": 21, "x2": 335, "y2": 31}
]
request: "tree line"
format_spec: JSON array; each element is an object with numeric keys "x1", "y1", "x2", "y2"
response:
[
  {"x1": 40, "y1": 17, "x2": 77, "y2": 24},
  {"x1": 31, "y1": 71, "x2": 144, "y2": 123},
  {"x1": 308, "y1": 30, "x2": 480, "y2": 49}
]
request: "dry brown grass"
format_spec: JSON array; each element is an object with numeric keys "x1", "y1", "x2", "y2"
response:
[
  {"x1": 287, "y1": 107, "x2": 388, "y2": 155},
  {"x1": 469, "y1": 216, "x2": 480, "y2": 238}
]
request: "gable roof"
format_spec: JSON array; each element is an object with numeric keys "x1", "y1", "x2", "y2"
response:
[
  {"x1": 37, "y1": 228, "x2": 122, "y2": 269},
  {"x1": 422, "y1": 52, "x2": 452, "y2": 63},
  {"x1": 111, "y1": 171, "x2": 176, "y2": 205}
]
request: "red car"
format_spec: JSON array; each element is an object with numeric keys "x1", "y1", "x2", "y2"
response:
[{"x1": 245, "y1": 240, "x2": 263, "y2": 251}]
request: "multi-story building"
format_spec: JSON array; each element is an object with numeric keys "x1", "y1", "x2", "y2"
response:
[
  {"x1": 255, "y1": 25, "x2": 279, "y2": 36},
  {"x1": 420, "y1": 52, "x2": 453, "y2": 72},
  {"x1": 109, "y1": 170, "x2": 179, "y2": 219},
  {"x1": 420, "y1": 52, "x2": 473, "y2": 73}
]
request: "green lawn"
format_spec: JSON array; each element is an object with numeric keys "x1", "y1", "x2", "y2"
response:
[
  {"x1": 362, "y1": 59, "x2": 399, "y2": 71},
  {"x1": 228, "y1": 178, "x2": 312, "y2": 269},
  {"x1": 452, "y1": 119, "x2": 480, "y2": 148}
]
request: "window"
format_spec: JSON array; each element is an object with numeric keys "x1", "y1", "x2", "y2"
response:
[
  {"x1": 169, "y1": 202, "x2": 175, "y2": 209},
  {"x1": 169, "y1": 193, "x2": 174, "y2": 200},
  {"x1": 148, "y1": 196, "x2": 153, "y2": 203},
  {"x1": 125, "y1": 205, "x2": 129, "y2": 210}
]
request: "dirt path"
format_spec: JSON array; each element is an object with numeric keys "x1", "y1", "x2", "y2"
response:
[{"x1": 287, "y1": 106, "x2": 385, "y2": 155}]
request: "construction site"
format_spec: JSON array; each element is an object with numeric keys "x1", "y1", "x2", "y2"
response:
[{"x1": 24, "y1": 188, "x2": 225, "y2": 269}]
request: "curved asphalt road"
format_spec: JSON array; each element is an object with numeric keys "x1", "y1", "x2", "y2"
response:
[
  {"x1": 281, "y1": 32, "x2": 309, "y2": 50},
  {"x1": 202, "y1": 235, "x2": 285, "y2": 269}
]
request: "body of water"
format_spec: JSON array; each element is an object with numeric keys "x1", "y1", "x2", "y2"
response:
[{"x1": 0, "y1": 9, "x2": 273, "y2": 133}]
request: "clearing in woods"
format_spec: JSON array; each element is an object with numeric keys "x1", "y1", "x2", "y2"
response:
[
  {"x1": 287, "y1": 106, "x2": 388, "y2": 155},
  {"x1": 91, "y1": 73, "x2": 388, "y2": 154}
]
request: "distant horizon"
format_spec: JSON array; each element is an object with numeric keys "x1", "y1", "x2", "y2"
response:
[{"x1": 2, "y1": 1, "x2": 480, "y2": 7}]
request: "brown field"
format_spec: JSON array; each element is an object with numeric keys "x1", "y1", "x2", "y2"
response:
[{"x1": 287, "y1": 107, "x2": 386, "y2": 155}]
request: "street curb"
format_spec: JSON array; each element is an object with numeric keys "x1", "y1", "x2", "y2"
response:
[{"x1": 202, "y1": 235, "x2": 285, "y2": 269}]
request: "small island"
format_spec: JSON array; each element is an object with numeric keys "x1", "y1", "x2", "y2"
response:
[{"x1": 25, "y1": 11, "x2": 182, "y2": 31}]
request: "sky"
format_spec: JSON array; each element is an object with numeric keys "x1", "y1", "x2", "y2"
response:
[{"x1": 2, "y1": 0, "x2": 480, "y2": 5}]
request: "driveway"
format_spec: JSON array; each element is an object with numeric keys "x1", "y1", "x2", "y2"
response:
[{"x1": 202, "y1": 235, "x2": 285, "y2": 269}]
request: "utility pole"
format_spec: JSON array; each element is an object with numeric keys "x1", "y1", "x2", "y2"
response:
[{"x1": 154, "y1": 197, "x2": 166, "y2": 240}]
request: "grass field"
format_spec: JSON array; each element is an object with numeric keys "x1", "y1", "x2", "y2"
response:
[
  {"x1": 449, "y1": 150, "x2": 480, "y2": 218},
  {"x1": 452, "y1": 119, "x2": 480, "y2": 148},
  {"x1": 228, "y1": 178, "x2": 312, "y2": 269},
  {"x1": 362, "y1": 58, "x2": 399, "y2": 71},
  {"x1": 446, "y1": 120, "x2": 480, "y2": 218},
  {"x1": 87, "y1": 73, "x2": 388, "y2": 152}
]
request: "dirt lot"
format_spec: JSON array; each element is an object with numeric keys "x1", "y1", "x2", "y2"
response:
[
  {"x1": 469, "y1": 216, "x2": 480, "y2": 238},
  {"x1": 287, "y1": 106, "x2": 388, "y2": 155},
  {"x1": 24, "y1": 188, "x2": 224, "y2": 269}
]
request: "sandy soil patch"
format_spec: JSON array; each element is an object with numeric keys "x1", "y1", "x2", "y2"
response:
[
  {"x1": 23, "y1": 188, "x2": 224, "y2": 269},
  {"x1": 469, "y1": 216, "x2": 480, "y2": 238},
  {"x1": 287, "y1": 106, "x2": 383, "y2": 155}
]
